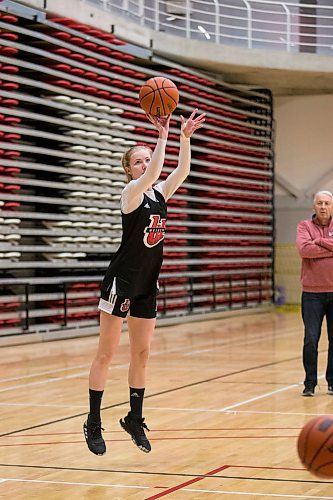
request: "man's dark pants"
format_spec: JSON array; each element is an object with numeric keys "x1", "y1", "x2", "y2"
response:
[{"x1": 302, "y1": 291, "x2": 333, "y2": 387}]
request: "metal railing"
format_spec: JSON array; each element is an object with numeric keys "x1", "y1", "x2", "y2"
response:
[
  {"x1": 0, "y1": 272, "x2": 272, "y2": 336},
  {"x1": 82, "y1": 0, "x2": 333, "y2": 55}
]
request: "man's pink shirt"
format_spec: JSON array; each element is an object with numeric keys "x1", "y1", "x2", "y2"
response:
[{"x1": 296, "y1": 216, "x2": 333, "y2": 292}]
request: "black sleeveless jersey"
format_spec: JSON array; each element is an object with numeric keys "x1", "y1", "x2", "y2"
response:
[{"x1": 101, "y1": 188, "x2": 167, "y2": 297}]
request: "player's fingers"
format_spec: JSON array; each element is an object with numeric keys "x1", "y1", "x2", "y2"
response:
[
  {"x1": 195, "y1": 113, "x2": 206, "y2": 121},
  {"x1": 188, "y1": 108, "x2": 198, "y2": 120},
  {"x1": 146, "y1": 113, "x2": 157, "y2": 125}
]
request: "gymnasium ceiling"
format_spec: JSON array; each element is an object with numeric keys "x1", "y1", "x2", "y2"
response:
[{"x1": 147, "y1": 32, "x2": 333, "y2": 97}]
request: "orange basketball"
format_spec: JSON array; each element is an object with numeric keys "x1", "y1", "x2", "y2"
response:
[
  {"x1": 297, "y1": 415, "x2": 333, "y2": 478},
  {"x1": 139, "y1": 76, "x2": 179, "y2": 117}
]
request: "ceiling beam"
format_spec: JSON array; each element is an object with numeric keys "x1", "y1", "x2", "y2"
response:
[
  {"x1": 305, "y1": 166, "x2": 333, "y2": 197},
  {"x1": 275, "y1": 173, "x2": 306, "y2": 199}
]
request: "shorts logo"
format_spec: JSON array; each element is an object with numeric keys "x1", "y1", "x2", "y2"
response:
[
  {"x1": 143, "y1": 214, "x2": 166, "y2": 248},
  {"x1": 120, "y1": 298, "x2": 130, "y2": 312}
]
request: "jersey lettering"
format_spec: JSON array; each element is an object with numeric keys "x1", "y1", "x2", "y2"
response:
[{"x1": 143, "y1": 215, "x2": 167, "y2": 248}]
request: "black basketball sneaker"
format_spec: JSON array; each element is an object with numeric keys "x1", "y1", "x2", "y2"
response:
[
  {"x1": 83, "y1": 415, "x2": 106, "y2": 456},
  {"x1": 119, "y1": 413, "x2": 151, "y2": 453}
]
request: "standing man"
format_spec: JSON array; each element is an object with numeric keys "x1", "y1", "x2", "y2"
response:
[{"x1": 296, "y1": 190, "x2": 333, "y2": 396}]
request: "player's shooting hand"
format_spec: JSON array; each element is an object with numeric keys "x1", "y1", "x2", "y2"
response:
[{"x1": 146, "y1": 113, "x2": 171, "y2": 140}]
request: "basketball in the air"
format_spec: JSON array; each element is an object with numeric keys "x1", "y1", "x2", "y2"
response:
[
  {"x1": 139, "y1": 77, "x2": 179, "y2": 116},
  {"x1": 297, "y1": 415, "x2": 333, "y2": 478}
]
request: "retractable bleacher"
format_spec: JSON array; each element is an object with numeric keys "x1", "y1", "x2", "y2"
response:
[{"x1": 0, "y1": 4, "x2": 274, "y2": 341}]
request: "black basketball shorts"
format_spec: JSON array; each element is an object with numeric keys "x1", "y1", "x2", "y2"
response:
[{"x1": 98, "y1": 293, "x2": 157, "y2": 319}]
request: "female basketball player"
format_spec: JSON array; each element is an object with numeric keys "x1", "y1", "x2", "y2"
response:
[{"x1": 84, "y1": 109, "x2": 206, "y2": 455}]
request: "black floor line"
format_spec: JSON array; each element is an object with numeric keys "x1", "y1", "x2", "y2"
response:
[
  {"x1": 0, "y1": 463, "x2": 330, "y2": 485},
  {"x1": 0, "y1": 354, "x2": 301, "y2": 438}
]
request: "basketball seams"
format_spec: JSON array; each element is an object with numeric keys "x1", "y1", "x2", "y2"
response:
[
  {"x1": 162, "y1": 79, "x2": 179, "y2": 106},
  {"x1": 161, "y1": 87, "x2": 179, "y2": 105},
  {"x1": 139, "y1": 76, "x2": 179, "y2": 116},
  {"x1": 310, "y1": 429, "x2": 333, "y2": 473},
  {"x1": 316, "y1": 459, "x2": 333, "y2": 476},
  {"x1": 301, "y1": 418, "x2": 319, "y2": 465},
  {"x1": 155, "y1": 87, "x2": 166, "y2": 116}
]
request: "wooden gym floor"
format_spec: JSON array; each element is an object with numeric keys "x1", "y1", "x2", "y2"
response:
[{"x1": 1, "y1": 310, "x2": 333, "y2": 499}]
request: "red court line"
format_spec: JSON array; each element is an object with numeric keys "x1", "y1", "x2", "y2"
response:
[
  {"x1": 2, "y1": 427, "x2": 302, "y2": 437},
  {"x1": 0, "y1": 435, "x2": 298, "y2": 447},
  {"x1": 144, "y1": 465, "x2": 230, "y2": 500}
]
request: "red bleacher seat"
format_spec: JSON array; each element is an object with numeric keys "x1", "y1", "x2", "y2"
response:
[
  {"x1": 0, "y1": 14, "x2": 18, "y2": 22},
  {"x1": 97, "y1": 90, "x2": 111, "y2": 98},
  {"x1": 0, "y1": 46, "x2": 18, "y2": 56},
  {"x1": 71, "y1": 83, "x2": 86, "y2": 92},
  {"x1": 0, "y1": 99, "x2": 19, "y2": 107},
  {"x1": 2, "y1": 167, "x2": 21, "y2": 175},
  {"x1": 50, "y1": 47, "x2": 72, "y2": 57},
  {"x1": 3, "y1": 150, "x2": 21, "y2": 158},
  {"x1": 1, "y1": 81, "x2": 19, "y2": 91},
  {"x1": 0, "y1": 32, "x2": 18, "y2": 41},
  {"x1": 4, "y1": 202, "x2": 20, "y2": 210},
  {"x1": 0, "y1": 64, "x2": 19, "y2": 73},
  {"x1": 71, "y1": 53, "x2": 86, "y2": 62},
  {"x1": 95, "y1": 61, "x2": 110, "y2": 70},
  {"x1": 48, "y1": 79, "x2": 72, "y2": 88},
  {"x1": 97, "y1": 76, "x2": 112, "y2": 84},
  {"x1": 84, "y1": 71, "x2": 98, "y2": 80},
  {"x1": 69, "y1": 36, "x2": 86, "y2": 46},
  {"x1": 53, "y1": 31, "x2": 71, "y2": 41}
]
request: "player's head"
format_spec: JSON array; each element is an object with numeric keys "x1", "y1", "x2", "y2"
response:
[
  {"x1": 122, "y1": 145, "x2": 152, "y2": 182},
  {"x1": 313, "y1": 190, "x2": 333, "y2": 222}
]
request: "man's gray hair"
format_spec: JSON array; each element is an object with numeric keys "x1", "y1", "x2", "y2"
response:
[{"x1": 313, "y1": 190, "x2": 333, "y2": 203}]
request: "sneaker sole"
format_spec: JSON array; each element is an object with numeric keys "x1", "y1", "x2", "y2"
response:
[
  {"x1": 83, "y1": 422, "x2": 106, "y2": 456},
  {"x1": 119, "y1": 419, "x2": 151, "y2": 453}
]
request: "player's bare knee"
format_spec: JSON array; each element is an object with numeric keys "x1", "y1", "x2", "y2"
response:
[
  {"x1": 96, "y1": 352, "x2": 114, "y2": 367},
  {"x1": 132, "y1": 347, "x2": 150, "y2": 366}
]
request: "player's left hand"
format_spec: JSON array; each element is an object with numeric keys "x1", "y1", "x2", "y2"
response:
[{"x1": 181, "y1": 109, "x2": 206, "y2": 138}]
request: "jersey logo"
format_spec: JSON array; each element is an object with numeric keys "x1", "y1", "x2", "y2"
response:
[
  {"x1": 143, "y1": 214, "x2": 166, "y2": 248},
  {"x1": 120, "y1": 298, "x2": 130, "y2": 312}
]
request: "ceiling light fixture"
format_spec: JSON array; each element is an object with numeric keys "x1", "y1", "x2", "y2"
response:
[{"x1": 198, "y1": 25, "x2": 210, "y2": 40}]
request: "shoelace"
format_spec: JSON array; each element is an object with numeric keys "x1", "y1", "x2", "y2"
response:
[
  {"x1": 138, "y1": 419, "x2": 150, "y2": 435},
  {"x1": 89, "y1": 422, "x2": 104, "y2": 439}
]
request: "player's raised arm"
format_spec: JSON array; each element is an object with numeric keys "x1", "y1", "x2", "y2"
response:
[
  {"x1": 121, "y1": 114, "x2": 171, "y2": 213},
  {"x1": 156, "y1": 109, "x2": 206, "y2": 201}
]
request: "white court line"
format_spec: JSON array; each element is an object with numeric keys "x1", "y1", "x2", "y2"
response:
[
  {"x1": 0, "y1": 324, "x2": 298, "y2": 393},
  {"x1": 0, "y1": 323, "x2": 227, "y2": 385},
  {"x1": 219, "y1": 383, "x2": 299, "y2": 411},
  {"x1": 0, "y1": 403, "x2": 326, "y2": 417},
  {"x1": 0, "y1": 481, "x2": 331, "y2": 499},
  {"x1": 143, "y1": 374, "x2": 325, "y2": 414},
  {"x1": 145, "y1": 406, "x2": 329, "y2": 417},
  {"x1": 0, "y1": 477, "x2": 148, "y2": 489},
  {"x1": 184, "y1": 488, "x2": 333, "y2": 499},
  {"x1": 184, "y1": 327, "x2": 298, "y2": 356},
  {"x1": 0, "y1": 403, "x2": 86, "y2": 408},
  {"x1": 219, "y1": 374, "x2": 326, "y2": 412},
  {"x1": 0, "y1": 371, "x2": 90, "y2": 393},
  {"x1": 0, "y1": 363, "x2": 90, "y2": 383}
]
